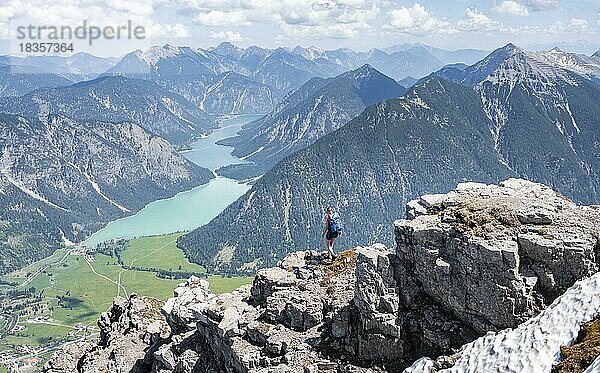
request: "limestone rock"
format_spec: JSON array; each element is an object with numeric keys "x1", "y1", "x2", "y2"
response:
[
  {"x1": 43, "y1": 342, "x2": 93, "y2": 373},
  {"x1": 394, "y1": 178, "x2": 599, "y2": 356},
  {"x1": 163, "y1": 276, "x2": 215, "y2": 332}
]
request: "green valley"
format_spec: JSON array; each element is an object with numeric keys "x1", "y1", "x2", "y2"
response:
[{"x1": 0, "y1": 233, "x2": 252, "y2": 370}]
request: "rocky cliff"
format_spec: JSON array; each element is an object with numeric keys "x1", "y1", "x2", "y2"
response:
[{"x1": 46, "y1": 179, "x2": 600, "y2": 372}]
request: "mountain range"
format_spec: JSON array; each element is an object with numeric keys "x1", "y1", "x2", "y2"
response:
[
  {"x1": 0, "y1": 76, "x2": 215, "y2": 145},
  {"x1": 178, "y1": 44, "x2": 600, "y2": 274},
  {"x1": 218, "y1": 64, "x2": 406, "y2": 179},
  {"x1": 0, "y1": 114, "x2": 212, "y2": 274},
  {"x1": 0, "y1": 53, "x2": 118, "y2": 98},
  {"x1": 1, "y1": 43, "x2": 488, "y2": 115}
]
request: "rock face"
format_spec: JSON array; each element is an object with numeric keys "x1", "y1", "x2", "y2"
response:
[
  {"x1": 149, "y1": 251, "x2": 392, "y2": 372},
  {"x1": 404, "y1": 272, "x2": 600, "y2": 373},
  {"x1": 46, "y1": 180, "x2": 600, "y2": 372},
  {"x1": 395, "y1": 179, "x2": 600, "y2": 359}
]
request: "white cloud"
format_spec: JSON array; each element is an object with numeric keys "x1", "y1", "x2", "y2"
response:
[
  {"x1": 105, "y1": 0, "x2": 155, "y2": 17},
  {"x1": 0, "y1": 0, "x2": 189, "y2": 39},
  {"x1": 570, "y1": 18, "x2": 588, "y2": 29},
  {"x1": 181, "y1": 0, "x2": 381, "y2": 41},
  {"x1": 146, "y1": 23, "x2": 190, "y2": 38},
  {"x1": 521, "y1": 17, "x2": 592, "y2": 34},
  {"x1": 0, "y1": 0, "x2": 596, "y2": 50},
  {"x1": 271, "y1": 0, "x2": 380, "y2": 40},
  {"x1": 457, "y1": 7, "x2": 504, "y2": 32},
  {"x1": 386, "y1": 4, "x2": 504, "y2": 35},
  {"x1": 194, "y1": 10, "x2": 251, "y2": 27},
  {"x1": 496, "y1": 1, "x2": 529, "y2": 16},
  {"x1": 0, "y1": 23, "x2": 8, "y2": 39},
  {"x1": 209, "y1": 30, "x2": 245, "y2": 42},
  {"x1": 524, "y1": 0, "x2": 559, "y2": 11},
  {"x1": 388, "y1": 3, "x2": 454, "y2": 35}
]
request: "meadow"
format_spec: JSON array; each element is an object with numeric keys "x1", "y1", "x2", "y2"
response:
[{"x1": 120, "y1": 232, "x2": 206, "y2": 273}]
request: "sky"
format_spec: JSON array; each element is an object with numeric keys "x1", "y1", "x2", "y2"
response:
[{"x1": 1, "y1": 0, "x2": 600, "y2": 56}]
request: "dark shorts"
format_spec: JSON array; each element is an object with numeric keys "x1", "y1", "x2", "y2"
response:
[{"x1": 326, "y1": 231, "x2": 339, "y2": 240}]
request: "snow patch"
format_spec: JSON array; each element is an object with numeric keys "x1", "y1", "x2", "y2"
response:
[
  {"x1": 404, "y1": 272, "x2": 600, "y2": 373},
  {"x1": 59, "y1": 229, "x2": 75, "y2": 246},
  {"x1": 585, "y1": 355, "x2": 600, "y2": 373},
  {"x1": 408, "y1": 93, "x2": 431, "y2": 110},
  {"x1": 141, "y1": 45, "x2": 180, "y2": 66},
  {"x1": 161, "y1": 97, "x2": 196, "y2": 130},
  {"x1": 240, "y1": 145, "x2": 266, "y2": 161}
]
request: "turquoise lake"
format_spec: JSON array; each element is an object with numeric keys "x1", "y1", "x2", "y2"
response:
[{"x1": 83, "y1": 114, "x2": 263, "y2": 247}]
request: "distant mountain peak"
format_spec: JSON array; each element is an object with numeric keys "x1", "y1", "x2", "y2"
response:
[
  {"x1": 353, "y1": 63, "x2": 375, "y2": 73},
  {"x1": 502, "y1": 42, "x2": 520, "y2": 51},
  {"x1": 216, "y1": 41, "x2": 237, "y2": 48},
  {"x1": 141, "y1": 45, "x2": 181, "y2": 65},
  {"x1": 594, "y1": 50, "x2": 600, "y2": 59},
  {"x1": 213, "y1": 42, "x2": 245, "y2": 57},
  {"x1": 367, "y1": 48, "x2": 389, "y2": 58},
  {"x1": 339, "y1": 64, "x2": 395, "y2": 85},
  {"x1": 291, "y1": 45, "x2": 326, "y2": 61},
  {"x1": 443, "y1": 43, "x2": 526, "y2": 86}
]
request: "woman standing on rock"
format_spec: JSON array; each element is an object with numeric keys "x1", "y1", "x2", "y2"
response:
[{"x1": 322, "y1": 207, "x2": 343, "y2": 258}]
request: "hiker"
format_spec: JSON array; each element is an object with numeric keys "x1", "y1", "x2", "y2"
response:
[{"x1": 322, "y1": 207, "x2": 343, "y2": 257}]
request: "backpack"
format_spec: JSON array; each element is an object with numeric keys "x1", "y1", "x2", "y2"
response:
[{"x1": 328, "y1": 213, "x2": 343, "y2": 233}]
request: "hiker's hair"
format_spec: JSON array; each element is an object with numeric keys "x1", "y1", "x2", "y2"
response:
[{"x1": 326, "y1": 206, "x2": 333, "y2": 213}]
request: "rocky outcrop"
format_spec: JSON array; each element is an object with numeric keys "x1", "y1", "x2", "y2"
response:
[
  {"x1": 395, "y1": 179, "x2": 600, "y2": 357},
  {"x1": 46, "y1": 179, "x2": 600, "y2": 372},
  {"x1": 149, "y1": 249, "x2": 391, "y2": 372},
  {"x1": 45, "y1": 295, "x2": 170, "y2": 372}
]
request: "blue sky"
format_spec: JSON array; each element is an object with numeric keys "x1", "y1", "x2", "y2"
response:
[{"x1": 1, "y1": 0, "x2": 599, "y2": 56}]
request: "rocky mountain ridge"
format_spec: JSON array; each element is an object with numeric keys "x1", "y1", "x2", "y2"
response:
[
  {"x1": 0, "y1": 75, "x2": 215, "y2": 146},
  {"x1": 218, "y1": 65, "x2": 406, "y2": 179},
  {"x1": 101, "y1": 42, "x2": 487, "y2": 115},
  {"x1": 45, "y1": 179, "x2": 600, "y2": 372}
]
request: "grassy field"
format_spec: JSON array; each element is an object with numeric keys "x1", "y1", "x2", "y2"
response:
[
  {"x1": 0, "y1": 363, "x2": 7, "y2": 373},
  {"x1": 207, "y1": 275, "x2": 254, "y2": 293},
  {"x1": 0, "y1": 233, "x2": 253, "y2": 359},
  {"x1": 1, "y1": 249, "x2": 69, "y2": 286},
  {"x1": 120, "y1": 232, "x2": 206, "y2": 273}
]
